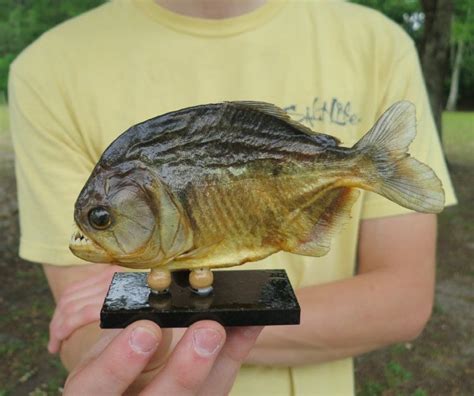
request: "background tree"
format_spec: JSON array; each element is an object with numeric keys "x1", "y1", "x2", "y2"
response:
[
  {"x1": 446, "y1": 0, "x2": 474, "y2": 111},
  {"x1": 352, "y1": 0, "x2": 474, "y2": 136},
  {"x1": 351, "y1": 0, "x2": 452, "y2": 134},
  {"x1": 419, "y1": 0, "x2": 453, "y2": 134}
]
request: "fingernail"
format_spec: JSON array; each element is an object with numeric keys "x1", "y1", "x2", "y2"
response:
[
  {"x1": 129, "y1": 327, "x2": 158, "y2": 354},
  {"x1": 192, "y1": 328, "x2": 223, "y2": 357}
]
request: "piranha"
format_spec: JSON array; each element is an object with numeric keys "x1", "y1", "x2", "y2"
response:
[{"x1": 70, "y1": 101, "x2": 444, "y2": 293}]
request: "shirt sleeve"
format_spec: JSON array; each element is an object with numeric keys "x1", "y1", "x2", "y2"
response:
[
  {"x1": 9, "y1": 53, "x2": 95, "y2": 265},
  {"x1": 360, "y1": 41, "x2": 457, "y2": 220}
]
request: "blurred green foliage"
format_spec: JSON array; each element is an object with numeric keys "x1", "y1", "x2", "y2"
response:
[
  {"x1": 442, "y1": 111, "x2": 474, "y2": 165},
  {"x1": 353, "y1": 0, "x2": 474, "y2": 108},
  {"x1": 0, "y1": 0, "x2": 105, "y2": 94}
]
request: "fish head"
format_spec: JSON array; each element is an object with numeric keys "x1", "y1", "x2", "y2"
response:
[{"x1": 70, "y1": 162, "x2": 192, "y2": 267}]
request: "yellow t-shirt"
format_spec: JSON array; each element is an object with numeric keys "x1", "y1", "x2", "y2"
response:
[{"x1": 9, "y1": 0, "x2": 456, "y2": 395}]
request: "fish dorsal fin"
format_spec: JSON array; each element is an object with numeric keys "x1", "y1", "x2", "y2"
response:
[{"x1": 226, "y1": 101, "x2": 340, "y2": 145}]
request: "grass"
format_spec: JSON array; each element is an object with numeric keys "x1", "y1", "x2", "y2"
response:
[
  {"x1": 357, "y1": 359, "x2": 419, "y2": 396},
  {"x1": 442, "y1": 111, "x2": 474, "y2": 165},
  {"x1": 0, "y1": 98, "x2": 8, "y2": 136},
  {"x1": 0, "y1": 101, "x2": 11, "y2": 155}
]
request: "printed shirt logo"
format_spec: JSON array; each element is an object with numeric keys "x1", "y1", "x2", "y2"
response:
[{"x1": 284, "y1": 97, "x2": 360, "y2": 127}]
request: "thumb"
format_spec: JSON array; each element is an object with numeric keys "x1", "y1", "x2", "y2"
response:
[
  {"x1": 80, "y1": 328, "x2": 122, "y2": 364},
  {"x1": 64, "y1": 321, "x2": 161, "y2": 395}
]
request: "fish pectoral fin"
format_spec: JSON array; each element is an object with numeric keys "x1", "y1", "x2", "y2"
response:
[
  {"x1": 282, "y1": 187, "x2": 360, "y2": 257},
  {"x1": 144, "y1": 174, "x2": 194, "y2": 258}
]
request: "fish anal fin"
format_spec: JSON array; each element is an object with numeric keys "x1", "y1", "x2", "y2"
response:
[
  {"x1": 226, "y1": 101, "x2": 341, "y2": 145},
  {"x1": 283, "y1": 187, "x2": 360, "y2": 257}
]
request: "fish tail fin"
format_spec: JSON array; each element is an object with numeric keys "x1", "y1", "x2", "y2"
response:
[{"x1": 353, "y1": 101, "x2": 445, "y2": 213}]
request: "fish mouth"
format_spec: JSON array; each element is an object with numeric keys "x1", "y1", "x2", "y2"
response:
[
  {"x1": 70, "y1": 224, "x2": 93, "y2": 247},
  {"x1": 69, "y1": 223, "x2": 113, "y2": 263}
]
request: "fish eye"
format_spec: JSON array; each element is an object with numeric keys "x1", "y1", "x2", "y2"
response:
[{"x1": 88, "y1": 207, "x2": 112, "y2": 230}]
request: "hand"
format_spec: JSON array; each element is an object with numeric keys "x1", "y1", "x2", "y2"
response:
[
  {"x1": 64, "y1": 320, "x2": 263, "y2": 395},
  {"x1": 48, "y1": 265, "x2": 122, "y2": 353}
]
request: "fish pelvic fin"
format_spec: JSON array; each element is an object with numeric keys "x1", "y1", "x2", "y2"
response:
[{"x1": 353, "y1": 101, "x2": 445, "y2": 213}]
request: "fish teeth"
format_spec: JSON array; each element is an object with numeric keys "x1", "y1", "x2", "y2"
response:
[{"x1": 70, "y1": 226, "x2": 92, "y2": 246}]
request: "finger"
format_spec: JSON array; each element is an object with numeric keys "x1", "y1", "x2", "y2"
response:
[
  {"x1": 50, "y1": 291, "x2": 105, "y2": 340},
  {"x1": 58, "y1": 281, "x2": 109, "y2": 311},
  {"x1": 142, "y1": 321, "x2": 226, "y2": 396},
  {"x1": 48, "y1": 300, "x2": 66, "y2": 354},
  {"x1": 79, "y1": 328, "x2": 122, "y2": 364},
  {"x1": 47, "y1": 335, "x2": 61, "y2": 354},
  {"x1": 199, "y1": 326, "x2": 263, "y2": 395},
  {"x1": 48, "y1": 307, "x2": 69, "y2": 354},
  {"x1": 141, "y1": 328, "x2": 174, "y2": 371},
  {"x1": 49, "y1": 297, "x2": 102, "y2": 353},
  {"x1": 48, "y1": 270, "x2": 116, "y2": 354},
  {"x1": 54, "y1": 304, "x2": 100, "y2": 342},
  {"x1": 63, "y1": 265, "x2": 118, "y2": 296},
  {"x1": 60, "y1": 269, "x2": 115, "y2": 305},
  {"x1": 64, "y1": 320, "x2": 161, "y2": 395}
]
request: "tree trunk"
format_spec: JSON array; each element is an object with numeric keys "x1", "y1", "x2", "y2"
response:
[
  {"x1": 446, "y1": 39, "x2": 464, "y2": 111},
  {"x1": 420, "y1": 0, "x2": 453, "y2": 139}
]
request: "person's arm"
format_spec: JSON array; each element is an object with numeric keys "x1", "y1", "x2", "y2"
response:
[
  {"x1": 48, "y1": 212, "x2": 436, "y2": 370},
  {"x1": 246, "y1": 212, "x2": 436, "y2": 366}
]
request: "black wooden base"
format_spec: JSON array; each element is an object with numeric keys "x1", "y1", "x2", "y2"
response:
[{"x1": 100, "y1": 270, "x2": 300, "y2": 328}]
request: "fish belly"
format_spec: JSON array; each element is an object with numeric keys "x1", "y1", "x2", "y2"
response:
[{"x1": 168, "y1": 170, "x2": 355, "y2": 270}]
